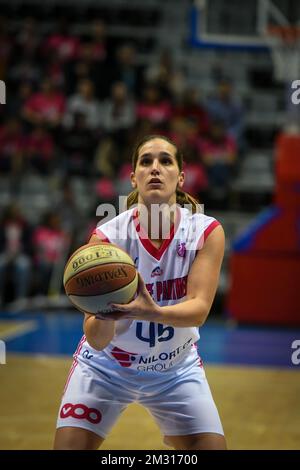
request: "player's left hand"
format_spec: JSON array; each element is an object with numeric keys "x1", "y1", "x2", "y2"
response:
[{"x1": 95, "y1": 273, "x2": 160, "y2": 321}]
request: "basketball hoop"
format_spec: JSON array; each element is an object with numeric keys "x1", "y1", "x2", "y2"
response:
[
  {"x1": 265, "y1": 24, "x2": 300, "y2": 132},
  {"x1": 265, "y1": 25, "x2": 300, "y2": 82}
]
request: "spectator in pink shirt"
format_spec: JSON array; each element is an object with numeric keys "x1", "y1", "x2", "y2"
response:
[
  {"x1": 32, "y1": 212, "x2": 69, "y2": 295},
  {"x1": 169, "y1": 117, "x2": 208, "y2": 198},
  {"x1": 198, "y1": 119, "x2": 237, "y2": 192},
  {"x1": 174, "y1": 87, "x2": 210, "y2": 137},
  {"x1": 137, "y1": 84, "x2": 172, "y2": 132},
  {"x1": 22, "y1": 78, "x2": 66, "y2": 129},
  {"x1": 45, "y1": 50, "x2": 66, "y2": 90},
  {"x1": 43, "y1": 17, "x2": 80, "y2": 63},
  {"x1": 80, "y1": 19, "x2": 107, "y2": 63}
]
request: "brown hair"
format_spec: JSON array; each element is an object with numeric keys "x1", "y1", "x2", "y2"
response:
[{"x1": 126, "y1": 135, "x2": 201, "y2": 213}]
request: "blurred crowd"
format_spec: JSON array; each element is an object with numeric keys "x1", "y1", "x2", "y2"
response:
[{"x1": 0, "y1": 14, "x2": 245, "y2": 305}]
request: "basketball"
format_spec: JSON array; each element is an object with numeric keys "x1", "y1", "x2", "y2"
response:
[{"x1": 63, "y1": 242, "x2": 138, "y2": 315}]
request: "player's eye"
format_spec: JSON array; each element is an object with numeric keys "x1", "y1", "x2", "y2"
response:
[{"x1": 140, "y1": 158, "x2": 151, "y2": 165}]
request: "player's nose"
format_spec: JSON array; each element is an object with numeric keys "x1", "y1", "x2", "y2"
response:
[{"x1": 151, "y1": 158, "x2": 160, "y2": 173}]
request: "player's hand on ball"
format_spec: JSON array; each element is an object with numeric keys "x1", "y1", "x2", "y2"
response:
[
  {"x1": 95, "y1": 309, "x2": 125, "y2": 320},
  {"x1": 98, "y1": 273, "x2": 160, "y2": 321}
]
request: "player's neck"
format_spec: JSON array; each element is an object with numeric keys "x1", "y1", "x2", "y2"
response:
[{"x1": 137, "y1": 200, "x2": 177, "y2": 243}]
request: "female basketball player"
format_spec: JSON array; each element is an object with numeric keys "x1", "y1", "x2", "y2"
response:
[{"x1": 54, "y1": 135, "x2": 226, "y2": 450}]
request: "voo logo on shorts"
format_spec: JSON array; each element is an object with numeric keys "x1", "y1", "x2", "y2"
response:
[{"x1": 60, "y1": 403, "x2": 102, "y2": 424}]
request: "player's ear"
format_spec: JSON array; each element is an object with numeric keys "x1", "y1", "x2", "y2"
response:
[
  {"x1": 130, "y1": 172, "x2": 137, "y2": 189},
  {"x1": 177, "y1": 171, "x2": 185, "y2": 189}
]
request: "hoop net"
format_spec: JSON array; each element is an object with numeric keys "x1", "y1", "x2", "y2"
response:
[{"x1": 265, "y1": 25, "x2": 300, "y2": 82}]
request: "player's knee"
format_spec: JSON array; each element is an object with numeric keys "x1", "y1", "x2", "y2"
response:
[
  {"x1": 165, "y1": 433, "x2": 227, "y2": 450},
  {"x1": 189, "y1": 434, "x2": 227, "y2": 450},
  {"x1": 53, "y1": 427, "x2": 103, "y2": 450}
]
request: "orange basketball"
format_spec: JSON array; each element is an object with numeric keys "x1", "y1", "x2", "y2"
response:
[{"x1": 63, "y1": 242, "x2": 138, "y2": 315}]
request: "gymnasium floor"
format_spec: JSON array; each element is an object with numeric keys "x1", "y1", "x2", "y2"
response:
[{"x1": 0, "y1": 310, "x2": 299, "y2": 450}]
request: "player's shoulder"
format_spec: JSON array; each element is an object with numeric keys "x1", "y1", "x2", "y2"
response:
[
  {"x1": 179, "y1": 207, "x2": 222, "y2": 250},
  {"x1": 95, "y1": 207, "x2": 135, "y2": 241},
  {"x1": 98, "y1": 208, "x2": 135, "y2": 230},
  {"x1": 180, "y1": 207, "x2": 221, "y2": 230}
]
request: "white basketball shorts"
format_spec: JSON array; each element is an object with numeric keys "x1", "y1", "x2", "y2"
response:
[{"x1": 56, "y1": 347, "x2": 224, "y2": 439}]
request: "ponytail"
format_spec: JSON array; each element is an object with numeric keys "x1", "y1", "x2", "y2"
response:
[
  {"x1": 175, "y1": 188, "x2": 201, "y2": 213},
  {"x1": 126, "y1": 189, "x2": 139, "y2": 210}
]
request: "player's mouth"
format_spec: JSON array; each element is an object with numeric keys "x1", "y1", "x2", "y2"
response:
[{"x1": 148, "y1": 178, "x2": 163, "y2": 187}]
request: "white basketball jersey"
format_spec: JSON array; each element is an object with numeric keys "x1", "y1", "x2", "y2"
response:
[{"x1": 82, "y1": 207, "x2": 220, "y2": 372}]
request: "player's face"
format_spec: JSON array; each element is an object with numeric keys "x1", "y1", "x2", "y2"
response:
[{"x1": 131, "y1": 138, "x2": 184, "y2": 205}]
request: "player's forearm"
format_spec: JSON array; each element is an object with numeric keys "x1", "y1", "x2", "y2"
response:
[
  {"x1": 83, "y1": 314, "x2": 115, "y2": 350},
  {"x1": 156, "y1": 298, "x2": 211, "y2": 327}
]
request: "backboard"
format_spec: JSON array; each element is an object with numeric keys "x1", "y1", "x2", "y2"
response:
[{"x1": 190, "y1": 0, "x2": 300, "y2": 50}]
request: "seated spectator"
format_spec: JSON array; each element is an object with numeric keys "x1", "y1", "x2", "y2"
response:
[
  {"x1": 25, "y1": 125, "x2": 55, "y2": 175},
  {"x1": 0, "y1": 203, "x2": 32, "y2": 306},
  {"x1": 116, "y1": 157, "x2": 135, "y2": 197},
  {"x1": 80, "y1": 19, "x2": 107, "y2": 63},
  {"x1": 45, "y1": 50, "x2": 66, "y2": 90},
  {"x1": 22, "y1": 78, "x2": 66, "y2": 129},
  {"x1": 206, "y1": 79, "x2": 244, "y2": 147},
  {"x1": 169, "y1": 117, "x2": 208, "y2": 198},
  {"x1": 0, "y1": 118, "x2": 25, "y2": 174},
  {"x1": 101, "y1": 81, "x2": 136, "y2": 137},
  {"x1": 198, "y1": 119, "x2": 237, "y2": 193},
  {"x1": 64, "y1": 79, "x2": 101, "y2": 130},
  {"x1": 182, "y1": 158, "x2": 208, "y2": 200},
  {"x1": 110, "y1": 43, "x2": 144, "y2": 98},
  {"x1": 42, "y1": 17, "x2": 80, "y2": 63},
  {"x1": 64, "y1": 50, "x2": 103, "y2": 97},
  {"x1": 95, "y1": 82, "x2": 136, "y2": 178},
  {"x1": 7, "y1": 81, "x2": 33, "y2": 118},
  {"x1": 174, "y1": 87, "x2": 210, "y2": 137},
  {"x1": 32, "y1": 212, "x2": 69, "y2": 296},
  {"x1": 8, "y1": 57, "x2": 41, "y2": 90},
  {"x1": 145, "y1": 49, "x2": 185, "y2": 101},
  {"x1": 54, "y1": 180, "x2": 84, "y2": 249},
  {"x1": 95, "y1": 177, "x2": 117, "y2": 205},
  {"x1": 137, "y1": 84, "x2": 172, "y2": 131},
  {"x1": 61, "y1": 112, "x2": 95, "y2": 176}
]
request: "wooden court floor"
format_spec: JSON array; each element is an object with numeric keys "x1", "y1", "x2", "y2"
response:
[{"x1": 0, "y1": 354, "x2": 299, "y2": 450}]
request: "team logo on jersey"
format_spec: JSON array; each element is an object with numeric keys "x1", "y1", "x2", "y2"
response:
[
  {"x1": 82, "y1": 349, "x2": 93, "y2": 360},
  {"x1": 176, "y1": 242, "x2": 186, "y2": 257},
  {"x1": 60, "y1": 403, "x2": 102, "y2": 424},
  {"x1": 111, "y1": 346, "x2": 138, "y2": 367},
  {"x1": 151, "y1": 266, "x2": 163, "y2": 277}
]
